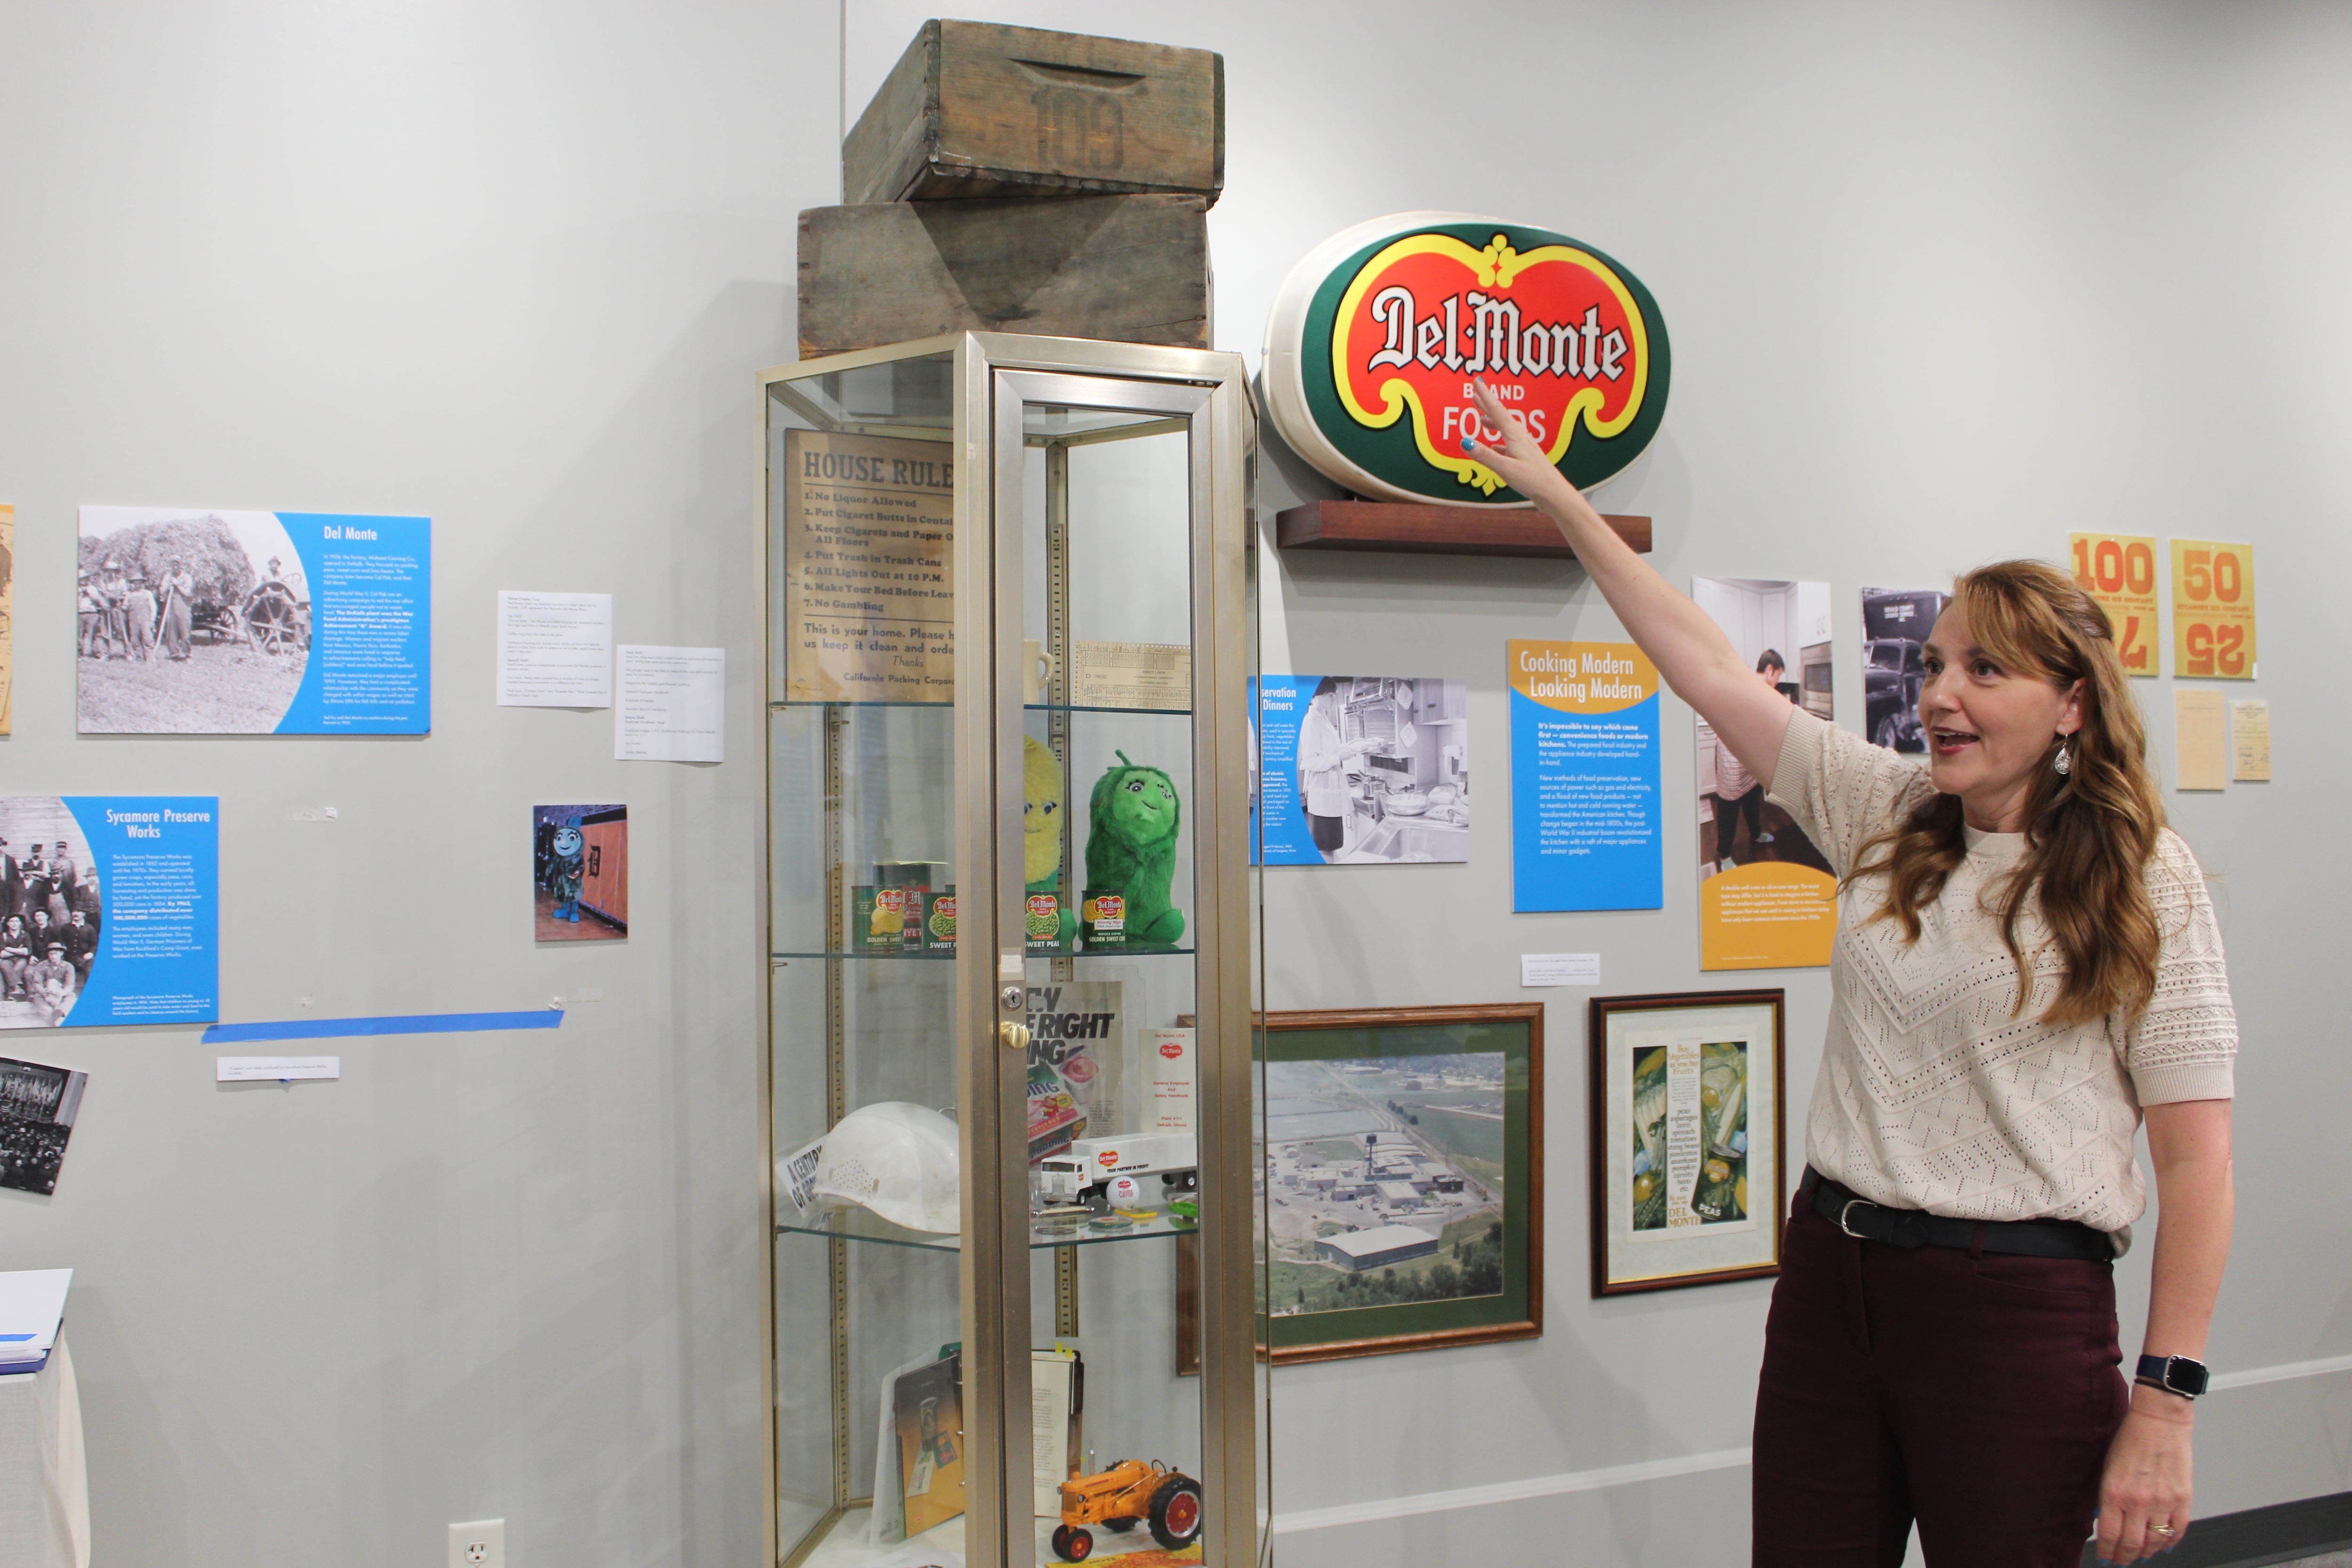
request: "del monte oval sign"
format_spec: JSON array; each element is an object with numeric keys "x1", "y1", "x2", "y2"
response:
[{"x1": 1264, "y1": 212, "x2": 1670, "y2": 505}]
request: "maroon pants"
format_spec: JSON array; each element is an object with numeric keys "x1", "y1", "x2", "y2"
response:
[{"x1": 1753, "y1": 1191, "x2": 2128, "y2": 1567}]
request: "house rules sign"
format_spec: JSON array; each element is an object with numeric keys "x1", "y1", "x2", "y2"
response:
[{"x1": 1264, "y1": 211, "x2": 1671, "y2": 505}]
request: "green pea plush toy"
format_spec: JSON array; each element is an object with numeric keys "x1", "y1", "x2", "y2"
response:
[{"x1": 1084, "y1": 750, "x2": 1184, "y2": 946}]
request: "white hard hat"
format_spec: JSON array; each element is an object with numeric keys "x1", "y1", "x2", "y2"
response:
[{"x1": 804, "y1": 1102, "x2": 961, "y2": 1233}]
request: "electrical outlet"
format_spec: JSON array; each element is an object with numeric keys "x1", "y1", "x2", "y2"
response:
[{"x1": 449, "y1": 1519, "x2": 504, "y2": 1568}]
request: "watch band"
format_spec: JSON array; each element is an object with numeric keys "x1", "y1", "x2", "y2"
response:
[{"x1": 2136, "y1": 1353, "x2": 2210, "y2": 1399}]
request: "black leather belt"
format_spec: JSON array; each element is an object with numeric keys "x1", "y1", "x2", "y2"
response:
[{"x1": 1804, "y1": 1169, "x2": 2115, "y2": 1263}]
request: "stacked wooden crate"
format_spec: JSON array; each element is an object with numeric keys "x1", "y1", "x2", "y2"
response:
[{"x1": 799, "y1": 20, "x2": 1224, "y2": 358}]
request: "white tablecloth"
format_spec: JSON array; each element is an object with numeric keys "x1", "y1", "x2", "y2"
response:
[{"x1": 0, "y1": 1332, "x2": 89, "y2": 1568}]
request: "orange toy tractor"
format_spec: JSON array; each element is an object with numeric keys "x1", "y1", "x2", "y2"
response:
[{"x1": 1049, "y1": 1459, "x2": 1203, "y2": 1561}]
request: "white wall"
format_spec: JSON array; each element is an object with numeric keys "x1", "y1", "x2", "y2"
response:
[
  {"x1": 1195, "y1": 4, "x2": 2352, "y2": 1564},
  {"x1": 0, "y1": 3, "x2": 834, "y2": 1563},
  {"x1": 2, "y1": 3, "x2": 2348, "y2": 1566}
]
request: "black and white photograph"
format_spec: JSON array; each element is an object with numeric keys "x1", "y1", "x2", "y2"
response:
[
  {"x1": 0, "y1": 1055, "x2": 87, "y2": 1195},
  {"x1": 77, "y1": 505, "x2": 310, "y2": 733},
  {"x1": 1254, "y1": 675, "x2": 1470, "y2": 864},
  {"x1": 0, "y1": 800, "x2": 101, "y2": 1030},
  {"x1": 1860, "y1": 587, "x2": 1951, "y2": 752}
]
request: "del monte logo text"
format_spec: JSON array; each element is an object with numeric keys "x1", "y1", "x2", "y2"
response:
[{"x1": 1265, "y1": 212, "x2": 1671, "y2": 505}]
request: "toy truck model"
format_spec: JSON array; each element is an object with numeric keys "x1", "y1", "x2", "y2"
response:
[
  {"x1": 1050, "y1": 1459, "x2": 1203, "y2": 1560},
  {"x1": 1033, "y1": 1131, "x2": 1198, "y2": 1205}
]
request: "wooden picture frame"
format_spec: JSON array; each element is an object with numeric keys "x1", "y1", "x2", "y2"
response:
[
  {"x1": 1181, "y1": 1003, "x2": 1542, "y2": 1369},
  {"x1": 1588, "y1": 989, "x2": 1787, "y2": 1297}
]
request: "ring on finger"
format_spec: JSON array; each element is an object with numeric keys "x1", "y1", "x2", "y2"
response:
[{"x1": 2149, "y1": 1524, "x2": 2176, "y2": 1536}]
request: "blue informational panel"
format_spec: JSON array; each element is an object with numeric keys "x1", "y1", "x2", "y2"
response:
[
  {"x1": 0, "y1": 796, "x2": 219, "y2": 1030},
  {"x1": 1251, "y1": 676, "x2": 1312, "y2": 865},
  {"x1": 275, "y1": 514, "x2": 432, "y2": 734},
  {"x1": 75, "y1": 507, "x2": 430, "y2": 735},
  {"x1": 1253, "y1": 675, "x2": 1324, "y2": 865},
  {"x1": 1507, "y1": 641, "x2": 1663, "y2": 912}
]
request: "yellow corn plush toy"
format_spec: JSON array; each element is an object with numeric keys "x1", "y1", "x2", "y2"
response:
[{"x1": 1025, "y1": 735, "x2": 1064, "y2": 890}]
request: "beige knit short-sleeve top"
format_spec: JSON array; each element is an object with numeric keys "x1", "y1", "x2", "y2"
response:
[{"x1": 1770, "y1": 710, "x2": 2236, "y2": 1239}]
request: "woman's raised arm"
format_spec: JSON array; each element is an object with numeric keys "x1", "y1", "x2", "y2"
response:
[{"x1": 1465, "y1": 380, "x2": 1794, "y2": 782}]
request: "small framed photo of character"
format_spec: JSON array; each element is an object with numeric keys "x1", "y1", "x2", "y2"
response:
[{"x1": 1588, "y1": 989, "x2": 1786, "y2": 1297}]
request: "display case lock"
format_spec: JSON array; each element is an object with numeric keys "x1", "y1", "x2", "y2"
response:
[{"x1": 999, "y1": 1022, "x2": 1032, "y2": 1053}]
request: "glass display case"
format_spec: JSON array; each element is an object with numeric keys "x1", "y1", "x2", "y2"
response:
[{"x1": 759, "y1": 334, "x2": 1265, "y2": 1568}]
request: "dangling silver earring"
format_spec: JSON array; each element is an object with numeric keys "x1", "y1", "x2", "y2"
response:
[{"x1": 2054, "y1": 737, "x2": 2072, "y2": 776}]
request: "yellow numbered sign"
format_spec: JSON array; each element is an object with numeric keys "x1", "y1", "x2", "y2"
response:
[
  {"x1": 2067, "y1": 533, "x2": 2160, "y2": 677},
  {"x1": 2169, "y1": 539, "x2": 2257, "y2": 680}
]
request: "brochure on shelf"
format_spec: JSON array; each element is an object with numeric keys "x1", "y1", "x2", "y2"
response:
[
  {"x1": 1026, "y1": 981, "x2": 1123, "y2": 1160},
  {"x1": 0, "y1": 1268, "x2": 71, "y2": 1376},
  {"x1": 1031, "y1": 1347, "x2": 1082, "y2": 1517},
  {"x1": 893, "y1": 1350, "x2": 967, "y2": 1538}
]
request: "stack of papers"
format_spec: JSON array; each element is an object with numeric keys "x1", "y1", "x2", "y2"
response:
[{"x1": 0, "y1": 1268, "x2": 72, "y2": 1376}]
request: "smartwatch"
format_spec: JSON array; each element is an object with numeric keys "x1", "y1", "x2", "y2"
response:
[{"x1": 2136, "y1": 1353, "x2": 2210, "y2": 1400}]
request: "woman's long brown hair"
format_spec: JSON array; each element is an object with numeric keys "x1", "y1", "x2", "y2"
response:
[{"x1": 1845, "y1": 559, "x2": 2166, "y2": 1027}]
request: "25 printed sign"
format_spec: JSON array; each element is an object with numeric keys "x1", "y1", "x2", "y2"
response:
[{"x1": 2169, "y1": 539, "x2": 2257, "y2": 680}]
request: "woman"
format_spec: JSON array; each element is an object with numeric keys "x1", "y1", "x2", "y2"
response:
[
  {"x1": 1465, "y1": 382, "x2": 2233, "y2": 1568},
  {"x1": 1296, "y1": 678, "x2": 1377, "y2": 860},
  {"x1": 160, "y1": 559, "x2": 195, "y2": 660},
  {"x1": 1713, "y1": 650, "x2": 1787, "y2": 867}
]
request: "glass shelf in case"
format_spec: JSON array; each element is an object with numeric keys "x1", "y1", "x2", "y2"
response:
[
  {"x1": 770, "y1": 700, "x2": 1194, "y2": 717},
  {"x1": 770, "y1": 947, "x2": 1197, "y2": 963},
  {"x1": 776, "y1": 1207, "x2": 1205, "y2": 1254}
]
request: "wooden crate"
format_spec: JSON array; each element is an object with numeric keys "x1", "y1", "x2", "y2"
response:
[
  {"x1": 797, "y1": 194, "x2": 1210, "y2": 358},
  {"x1": 843, "y1": 19, "x2": 1223, "y2": 206}
]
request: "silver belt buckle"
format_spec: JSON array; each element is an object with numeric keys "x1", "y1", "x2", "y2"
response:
[{"x1": 1837, "y1": 1198, "x2": 1876, "y2": 1238}]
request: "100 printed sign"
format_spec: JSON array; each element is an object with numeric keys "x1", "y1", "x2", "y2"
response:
[{"x1": 2068, "y1": 533, "x2": 2160, "y2": 677}]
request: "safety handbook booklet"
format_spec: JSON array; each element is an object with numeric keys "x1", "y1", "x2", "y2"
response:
[{"x1": 0, "y1": 1267, "x2": 72, "y2": 1375}]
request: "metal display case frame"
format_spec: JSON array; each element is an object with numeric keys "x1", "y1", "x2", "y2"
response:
[{"x1": 755, "y1": 333, "x2": 1266, "y2": 1568}]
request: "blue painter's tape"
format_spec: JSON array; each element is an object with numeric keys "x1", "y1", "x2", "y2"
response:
[{"x1": 200, "y1": 1011, "x2": 564, "y2": 1043}]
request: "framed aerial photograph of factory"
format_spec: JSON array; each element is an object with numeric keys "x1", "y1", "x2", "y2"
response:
[
  {"x1": 1255, "y1": 1003, "x2": 1541, "y2": 1364},
  {"x1": 1588, "y1": 989, "x2": 1786, "y2": 1296}
]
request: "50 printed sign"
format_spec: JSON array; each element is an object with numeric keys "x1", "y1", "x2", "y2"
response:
[
  {"x1": 2069, "y1": 533, "x2": 2160, "y2": 677},
  {"x1": 2169, "y1": 539, "x2": 2257, "y2": 680}
]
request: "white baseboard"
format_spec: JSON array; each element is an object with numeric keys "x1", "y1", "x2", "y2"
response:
[
  {"x1": 2209, "y1": 1353, "x2": 2352, "y2": 1392},
  {"x1": 1269, "y1": 1447, "x2": 1751, "y2": 1536},
  {"x1": 1270, "y1": 1352, "x2": 2352, "y2": 1535}
]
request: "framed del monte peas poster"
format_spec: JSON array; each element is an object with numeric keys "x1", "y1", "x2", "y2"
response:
[{"x1": 1589, "y1": 990, "x2": 1787, "y2": 1296}]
